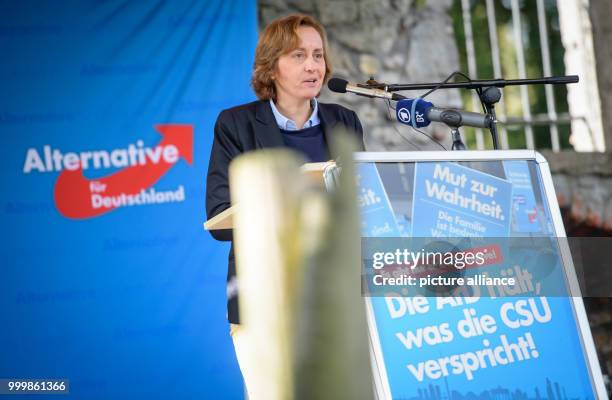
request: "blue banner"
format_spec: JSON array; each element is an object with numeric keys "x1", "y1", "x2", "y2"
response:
[
  {"x1": 357, "y1": 163, "x2": 402, "y2": 237},
  {"x1": 358, "y1": 160, "x2": 597, "y2": 399},
  {"x1": 411, "y1": 162, "x2": 512, "y2": 237},
  {"x1": 1, "y1": 1, "x2": 256, "y2": 398},
  {"x1": 504, "y1": 160, "x2": 553, "y2": 234}
]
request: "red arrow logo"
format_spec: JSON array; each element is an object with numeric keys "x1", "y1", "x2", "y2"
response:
[{"x1": 54, "y1": 124, "x2": 193, "y2": 219}]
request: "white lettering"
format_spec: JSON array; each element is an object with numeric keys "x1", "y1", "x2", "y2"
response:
[
  {"x1": 23, "y1": 141, "x2": 183, "y2": 174},
  {"x1": 23, "y1": 148, "x2": 46, "y2": 173}
]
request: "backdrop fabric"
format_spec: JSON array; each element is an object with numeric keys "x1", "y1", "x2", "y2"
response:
[{"x1": 1, "y1": 1, "x2": 257, "y2": 398}]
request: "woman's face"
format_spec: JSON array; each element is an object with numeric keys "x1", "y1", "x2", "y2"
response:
[{"x1": 274, "y1": 26, "x2": 325, "y2": 104}]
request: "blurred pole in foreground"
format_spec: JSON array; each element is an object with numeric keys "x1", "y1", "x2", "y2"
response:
[{"x1": 229, "y1": 130, "x2": 372, "y2": 400}]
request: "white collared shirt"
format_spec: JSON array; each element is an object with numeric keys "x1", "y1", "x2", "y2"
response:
[{"x1": 269, "y1": 99, "x2": 320, "y2": 130}]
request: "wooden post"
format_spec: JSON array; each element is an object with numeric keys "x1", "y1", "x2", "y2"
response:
[
  {"x1": 230, "y1": 150, "x2": 306, "y2": 400},
  {"x1": 229, "y1": 131, "x2": 372, "y2": 400}
]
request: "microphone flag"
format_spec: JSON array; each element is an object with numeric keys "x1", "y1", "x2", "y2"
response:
[{"x1": 396, "y1": 98, "x2": 433, "y2": 128}]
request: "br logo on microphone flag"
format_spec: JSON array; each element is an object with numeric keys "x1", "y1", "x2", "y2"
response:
[
  {"x1": 396, "y1": 98, "x2": 432, "y2": 128},
  {"x1": 397, "y1": 107, "x2": 411, "y2": 124}
]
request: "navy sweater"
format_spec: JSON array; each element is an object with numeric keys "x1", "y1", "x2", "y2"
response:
[{"x1": 280, "y1": 124, "x2": 329, "y2": 162}]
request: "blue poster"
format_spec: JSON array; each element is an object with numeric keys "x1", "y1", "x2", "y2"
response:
[
  {"x1": 370, "y1": 295, "x2": 594, "y2": 399},
  {"x1": 1, "y1": 1, "x2": 256, "y2": 399},
  {"x1": 411, "y1": 162, "x2": 513, "y2": 237},
  {"x1": 358, "y1": 160, "x2": 598, "y2": 399},
  {"x1": 504, "y1": 160, "x2": 552, "y2": 234},
  {"x1": 358, "y1": 163, "x2": 402, "y2": 237}
]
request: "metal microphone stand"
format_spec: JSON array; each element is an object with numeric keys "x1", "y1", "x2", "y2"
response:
[
  {"x1": 382, "y1": 75, "x2": 579, "y2": 91},
  {"x1": 363, "y1": 75, "x2": 579, "y2": 151},
  {"x1": 451, "y1": 127, "x2": 466, "y2": 150},
  {"x1": 442, "y1": 87, "x2": 499, "y2": 150},
  {"x1": 480, "y1": 86, "x2": 502, "y2": 150}
]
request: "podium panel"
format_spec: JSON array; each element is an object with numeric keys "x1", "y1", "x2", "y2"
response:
[{"x1": 352, "y1": 151, "x2": 606, "y2": 400}]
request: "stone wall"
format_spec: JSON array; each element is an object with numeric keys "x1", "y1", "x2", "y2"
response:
[
  {"x1": 256, "y1": 1, "x2": 612, "y2": 235},
  {"x1": 256, "y1": 1, "x2": 612, "y2": 387},
  {"x1": 258, "y1": 0, "x2": 463, "y2": 150},
  {"x1": 542, "y1": 150, "x2": 612, "y2": 232},
  {"x1": 589, "y1": 1, "x2": 612, "y2": 151}
]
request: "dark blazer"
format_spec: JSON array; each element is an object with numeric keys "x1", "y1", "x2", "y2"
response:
[{"x1": 206, "y1": 99, "x2": 364, "y2": 324}]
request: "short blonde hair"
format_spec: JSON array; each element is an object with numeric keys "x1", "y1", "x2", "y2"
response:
[{"x1": 252, "y1": 14, "x2": 332, "y2": 101}]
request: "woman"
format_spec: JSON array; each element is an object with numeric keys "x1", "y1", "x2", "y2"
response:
[{"x1": 205, "y1": 13, "x2": 364, "y2": 393}]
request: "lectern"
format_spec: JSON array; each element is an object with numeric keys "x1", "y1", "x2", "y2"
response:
[
  {"x1": 356, "y1": 150, "x2": 606, "y2": 400},
  {"x1": 203, "y1": 161, "x2": 338, "y2": 231},
  {"x1": 205, "y1": 151, "x2": 607, "y2": 399}
]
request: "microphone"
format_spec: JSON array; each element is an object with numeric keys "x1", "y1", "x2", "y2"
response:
[
  {"x1": 328, "y1": 77, "x2": 406, "y2": 101},
  {"x1": 395, "y1": 98, "x2": 492, "y2": 129}
]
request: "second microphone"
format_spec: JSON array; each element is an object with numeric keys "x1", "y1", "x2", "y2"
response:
[{"x1": 395, "y1": 98, "x2": 493, "y2": 129}]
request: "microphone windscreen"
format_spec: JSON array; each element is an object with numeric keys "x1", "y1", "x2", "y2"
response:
[
  {"x1": 396, "y1": 98, "x2": 433, "y2": 128},
  {"x1": 328, "y1": 77, "x2": 348, "y2": 93}
]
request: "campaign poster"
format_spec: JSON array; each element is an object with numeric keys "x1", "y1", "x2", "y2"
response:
[
  {"x1": 358, "y1": 160, "x2": 599, "y2": 400},
  {"x1": 411, "y1": 162, "x2": 512, "y2": 238}
]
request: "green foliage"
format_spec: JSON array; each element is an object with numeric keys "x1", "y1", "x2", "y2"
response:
[
  {"x1": 415, "y1": 0, "x2": 428, "y2": 10},
  {"x1": 450, "y1": 0, "x2": 571, "y2": 150}
]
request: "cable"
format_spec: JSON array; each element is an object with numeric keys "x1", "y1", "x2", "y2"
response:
[
  {"x1": 420, "y1": 71, "x2": 473, "y2": 100},
  {"x1": 387, "y1": 71, "x2": 474, "y2": 150},
  {"x1": 412, "y1": 71, "x2": 493, "y2": 150},
  {"x1": 384, "y1": 99, "x2": 424, "y2": 150}
]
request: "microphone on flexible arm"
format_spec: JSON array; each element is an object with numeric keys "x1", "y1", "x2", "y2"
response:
[
  {"x1": 327, "y1": 77, "x2": 406, "y2": 101},
  {"x1": 328, "y1": 77, "x2": 491, "y2": 149},
  {"x1": 328, "y1": 78, "x2": 491, "y2": 129},
  {"x1": 395, "y1": 98, "x2": 493, "y2": 129}
]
